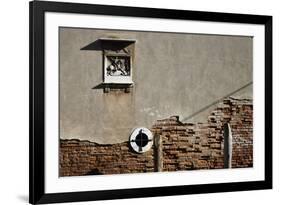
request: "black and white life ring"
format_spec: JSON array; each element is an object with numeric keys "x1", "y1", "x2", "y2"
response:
[{"x1": 129, "y1": 127, "x2": 153, "y2": 153}]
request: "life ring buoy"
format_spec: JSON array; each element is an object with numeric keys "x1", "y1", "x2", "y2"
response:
[{"x1": 129, "y1": 127, "x2": 153, "y2": 153}]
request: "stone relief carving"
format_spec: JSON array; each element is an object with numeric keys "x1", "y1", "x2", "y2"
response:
[{"x1": 106, "y1": 56, "x2": 131, "y2": 76}]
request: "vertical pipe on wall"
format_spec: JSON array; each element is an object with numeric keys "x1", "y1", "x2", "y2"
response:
[
  {"x1": 223, "y1": 123, "x2": 233, "y2": 168},
  {"x1": 154, "y1": 134, "x2": 163, "y2": 172}
]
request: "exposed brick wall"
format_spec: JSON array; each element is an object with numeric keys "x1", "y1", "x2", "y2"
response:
[
  {"x1": 152, "y1": 97, "x2": 253, "y2": 171},
  {"x1": 60, "y1": 141, "x2": 155, "y2": 176},
  {"x1": 60, "y1": 97, "x2": 253, "y2": 176},
  {"x1": 229, "y1": 100, "x2": 253, "y2": 168}
]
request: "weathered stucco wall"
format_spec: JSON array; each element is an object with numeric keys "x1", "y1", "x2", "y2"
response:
[
  {"x1": 59, "y1": 27, "x2": 252, "y2": 144},
  {"x1": 60, "y1": 97, "x2": 253, "y2": 176}
]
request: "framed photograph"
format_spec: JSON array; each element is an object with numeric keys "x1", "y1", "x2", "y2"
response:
[{"x1": 29, "y1": 1, "x2": 272, "y2": 204}]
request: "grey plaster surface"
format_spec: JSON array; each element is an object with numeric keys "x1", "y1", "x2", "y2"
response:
[{"x1": 59, "y1": 27, "x2": 253, "y2": 144}]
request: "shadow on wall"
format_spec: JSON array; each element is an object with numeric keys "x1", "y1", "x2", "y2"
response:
[
  {"x1": 85, "y1": 169, "x2": 103, "y2": 175},
  {"x1": 182, "y1": 81, "x2": 252, "y2": 121},
  {"x1": 80, "y1": 40, "x2": 102, "y2": 51},
  {"x1": 80, "y1": 39, "x2": 132, "y2": 51}
]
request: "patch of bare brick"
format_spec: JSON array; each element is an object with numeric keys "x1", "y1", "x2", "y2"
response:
[{"x1": 60, "y1": 97, "x2": 253, "y2": 176}]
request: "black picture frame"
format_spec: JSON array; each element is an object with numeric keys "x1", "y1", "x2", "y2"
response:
[{"x1": 29, "y1": 1, "x2": 272, "y2": 204}]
